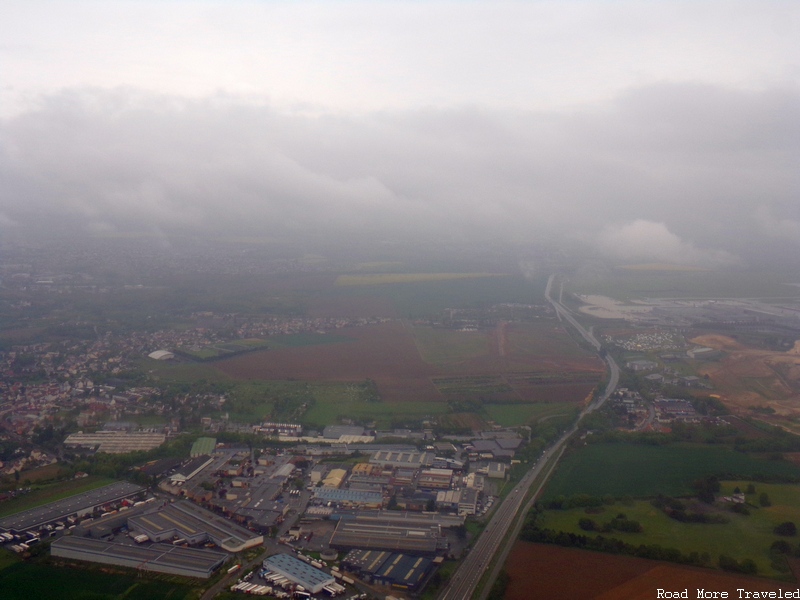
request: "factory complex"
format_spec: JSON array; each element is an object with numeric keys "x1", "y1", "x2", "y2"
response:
[{"x1": 51, "y1": 536, "x2": 227, "y2": 579}]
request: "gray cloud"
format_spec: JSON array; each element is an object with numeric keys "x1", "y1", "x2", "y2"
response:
[{"x1": 1, "y1": 83, "x2": 798, "y2": 265}]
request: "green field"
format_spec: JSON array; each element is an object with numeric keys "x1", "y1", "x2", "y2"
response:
[
  {"x1": 0, "y1": 477, "x2": 115, "y2": 518},
  {"x1": 536, "y1": 481, "x2": 800, "y2": 577},
  {"x1": 507, "y1": 322, "x2": 596, "y2": 358},
  {"x1": 485, "y1": 403, "x2": 577, "y2": 427},
  {"x1": 433, "y1": 376, "x2": 513, "y2": 395},
  {"x1": 203, "y1": 379, "x2": 447, "y2": 428},
  {"x1": 304, "y1": 397, "x2": 448, "y2": 429},
  {"x1": 331, "y1": 274, "x2": 549, "y2": 317},
  {"x1": 177, "y1": 333, "x2": 351, "y2": 360},
  {"x1": 0, "y1": 562, "x2": 194, "y2": 600},
  {"x1": 543, "y1": 443, "x2": 800, "y2": 499},
  {"x1": 411, "y1": 326, "x2": 489, "y2": 365}
]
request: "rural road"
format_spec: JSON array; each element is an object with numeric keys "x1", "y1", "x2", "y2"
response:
[{"x1": 439, "y1": 274, "x2": 619, "y2": 600}]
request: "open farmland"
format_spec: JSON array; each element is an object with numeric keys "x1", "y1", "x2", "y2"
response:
[
  {"x1": 410, "y1": 326, "x2": 490, "y2": 365},
  {"x1": 484, "y1": 402, "x2": 578, "y2": 427},
  {"x1": 327, "y1": 273, "x2": 549, "y2": 318},
  {"x1": 216, "y1": 322, "x2": 442, "y2": 403},
  {"x1": 504, "y1": 542, "x2": 792, "y2": 600},
  {"x1": 543, "y1": 443, "x2": 800, "y2": 499},
  {"x1": 536, "y1": 482, "x2": 800, "y2": 578},
  {"x1": 334, "y1": 272, "x2": 503, "y2": 285}
]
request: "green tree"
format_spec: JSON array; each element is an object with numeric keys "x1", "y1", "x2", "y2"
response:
[{"x1": 775, "y1": 522, "x2": 797, "y2": 536}]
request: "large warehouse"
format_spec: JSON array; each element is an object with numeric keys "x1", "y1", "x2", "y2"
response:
[
  {"x1": 329, "y1": 518, "x2": 444, "y2": 555},
  {"x1": 342, "y1": 549, "x2": 433, "y2": 592},
  {"x1": 0, "y1": 481, "x2": 146, "y2": 534},
  {"x1": 51, "y1": 537, "x2": 227, "y2": 578},
  {"x1": 128, "y1": 500, "x2": 263, "y2": 552},
  {"x1": 262, "y1": 553, "x2": 335, "y2": 594}
]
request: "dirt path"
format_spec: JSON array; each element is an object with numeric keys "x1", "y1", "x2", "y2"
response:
[{"x1": 494, "y1": 320, "x2": 508, "y2": 357}]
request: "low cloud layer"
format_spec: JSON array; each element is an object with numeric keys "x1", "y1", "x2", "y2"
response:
[
  {"x1": 1, "y1": 83, "x2": 798, "y2": 266},
  {"x1": 596, "y1": 220, "x2": 740, "y2": 266}
]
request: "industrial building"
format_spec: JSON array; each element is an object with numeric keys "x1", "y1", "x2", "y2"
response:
[
  {"x1": 262, "y1": 553, "x2": 335, "y2": 594},
  {"x1": 370, "y1": 450, "x2": 434, "y2": 469},
  {"x1": 0, "y1": 481, "x2": 146, "y2": 534},
  {"x1": 168, "y1": 455, "x2": 214, "y2": 484},
  {"x1": 51, "y1": 537, "x2": 227, "y2": 579},
  {"x1": 63, "y1": 431, "x2": 166, "y2": 454},
  {"x1": 329, "y1": 518, "x2": 444, "y2": 555},
  {"x1": 417, "y1": 468, "x2": 453, "y2": 490},
  {"x1": 321, "y1": 468, "x2": 347, "y2": 488},
  {"x1": 458, "y1": 488, "x2": 479, "y2": 515},
  {"x1": 341, "y1": 549, "x2": 433, "y2": 592},
  {"x1": 313, "y1": 488, "x2": 383, "y2": 508},
  {"x1": 128, "y1": 500, "x2": 263, "y2": 552}
]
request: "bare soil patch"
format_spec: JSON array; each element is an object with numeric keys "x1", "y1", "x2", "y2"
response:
[
  {"x1": 688, "y1": 335, "x2": 800, "y2": 420},
  {"x1": 690, "y1": 334, "x2": 748, "y2": 351}
]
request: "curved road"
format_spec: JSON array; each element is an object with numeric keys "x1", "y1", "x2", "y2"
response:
[{"x1": 439, "y1": 274, "x2": 619, "y2": 600}]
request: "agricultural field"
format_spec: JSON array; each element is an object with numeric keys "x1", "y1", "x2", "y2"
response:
[
  {"x1": 410, "y1": 326, "x2": 490, "y2": 366},
  {"x1": 334, "y1": 272, "x2": 502, "y2": 286},
  {"x1": 0, "y1": 561, "x2": 195, "y2": 600},
  {"x1": 433, "y1": 376, "x2": 514, "y2": 396},
  {"x1": 503, "y1": 542, "x2": 791, "y2": 600},
  {"x1": 484, "y1": 402, "x2": 579, "y2": 427},
  {"x1": 326, "y1": 273, "x2": 549, "y2": 318},
  {"x1": 177, "y1": 333, "x2": 351, "y2": 360},
  {"x1": 141, "y1": 274, "x2": 600, "y2": 425},
  {"x1": 542, "y1": 443, "x2": 800, "y2": 500},
  {"x1": 535, "y1": 482, "x2": 800, "y2": 577},
  {"x1": 0, "y1": 477, "x2": 114, "y2": 518},
  {"x1": 215, "y1": 322, "x2": 441, "y2": 403}
]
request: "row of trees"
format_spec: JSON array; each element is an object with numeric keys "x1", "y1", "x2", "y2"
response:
[{"x1": 520, "y1": 524, "x2": 714, "y2": 568}]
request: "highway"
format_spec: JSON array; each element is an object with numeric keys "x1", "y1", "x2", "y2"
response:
[{"x1": 439, "y1": 274, "x2": 619, "y2": 600}]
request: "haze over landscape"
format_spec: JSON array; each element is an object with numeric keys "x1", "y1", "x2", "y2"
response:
[
  {"x1": 4, "y1": 3, "x2": 800, "y2": 600},
  {"x1": 2, "y1": 1, "x2": 799, "y2": 266}
]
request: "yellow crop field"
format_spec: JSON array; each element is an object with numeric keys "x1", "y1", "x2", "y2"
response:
[{"x1": 334, "y1": 272, "x2": 504, "y2": 285}]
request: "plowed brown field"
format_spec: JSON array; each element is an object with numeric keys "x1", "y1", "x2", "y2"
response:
[
  {"x1": 215, "y1": 321, "x2": 604, "y2": 404},
  {"x1": 505, "y1": 542, "x2": 792, "y2": 600},
  {"x1": 216, "y1": 322, "x2": 441, "y2": 403}
]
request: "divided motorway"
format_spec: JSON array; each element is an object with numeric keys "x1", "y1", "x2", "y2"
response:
[{"x1": 440, "y1": 274, "x2": 619, "y2": 600}]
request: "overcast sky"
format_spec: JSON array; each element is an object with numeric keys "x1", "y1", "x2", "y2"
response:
[{"x1": 1, "y1": 1, "x2": 799, "y2": 266}]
